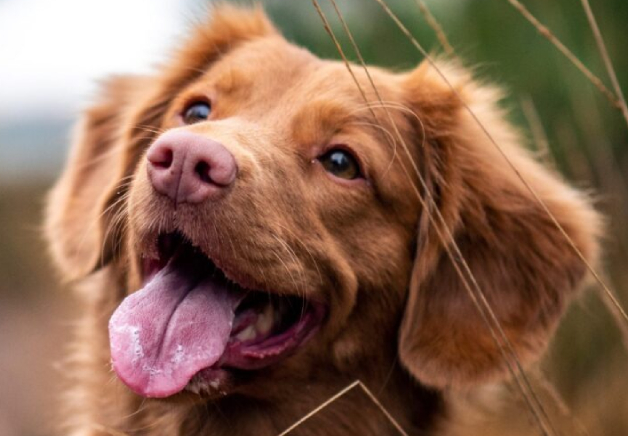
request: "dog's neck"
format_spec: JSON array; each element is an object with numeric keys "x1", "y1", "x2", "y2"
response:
[{"x1": 117, "y1": 368, "x2": 443, "y2": 436}]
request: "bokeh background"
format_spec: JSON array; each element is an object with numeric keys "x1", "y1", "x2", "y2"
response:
[{"x1": 0, "y1": 0, "x2": 626, "y2": 435}]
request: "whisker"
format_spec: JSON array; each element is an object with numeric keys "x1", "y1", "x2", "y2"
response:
[
  {"x1": 90, "y1": 424, "x2": 131, "y2": 436},
  {"x1": 350, "y1": 120, "x2": 399, "y2": 178},
  {"x1": 71, "y1": 181, "x2": 133, "y2": 273},
  {"x1": 270, "y1": 234, "x2": 307, "y2": 301},
  {"x1": 134, "y1": 124, "x2": 167, "y2": 136},
  {"x1": 276, "y1": 223, "x2": 324, "y2": 287}
]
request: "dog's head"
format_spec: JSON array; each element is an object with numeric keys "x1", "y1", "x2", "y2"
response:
[{"x1": 46, "y1": 5, "x2": 600, "y2": 402}]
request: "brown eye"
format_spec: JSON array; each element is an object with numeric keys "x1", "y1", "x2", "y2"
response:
[
  {"x1": 182, "y1": 101, "x2": 211, "y2": 124},
  {"x1": 319, "y1": 148, "x2": 362, "y2": 180}
]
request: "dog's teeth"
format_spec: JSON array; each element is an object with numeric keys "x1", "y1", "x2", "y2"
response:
[
  {"x1": 255, "y1": 304, "x2": 274, "y2": 335},
  {"x1": 236, "y1": 325, "x2": 257, "y2": 342}
]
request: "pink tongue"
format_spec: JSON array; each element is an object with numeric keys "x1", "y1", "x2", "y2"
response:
[{"x1": 109, "y1": 257, "x2": 242, "y2": 398}]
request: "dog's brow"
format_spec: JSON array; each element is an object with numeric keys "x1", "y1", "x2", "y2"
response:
[
  {"x1": 213, "y1": 67, "x2": 253, "y2": 96},
  {"x1": 290, "y1": 100, "x2": 373, "y2": 146}
]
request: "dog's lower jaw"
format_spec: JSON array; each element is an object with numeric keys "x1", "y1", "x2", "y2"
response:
[
  {"x1": 115, "y1": 368, "x2": 441, "y2": 436},
  {"x1": 93, "y1": 258, "x2": 441, "y2": 435},
  {"x1": 72, "y1": 281, "x2": 442, "y2": 436}
]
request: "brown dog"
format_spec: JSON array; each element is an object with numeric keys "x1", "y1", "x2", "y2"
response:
[{"x1": 45, "y1": 5, "x2": 600, "y2": 436}]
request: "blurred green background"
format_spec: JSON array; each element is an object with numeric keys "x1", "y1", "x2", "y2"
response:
[{"x1": 0, "y1": 0, "x2": 626, "y2": 435}]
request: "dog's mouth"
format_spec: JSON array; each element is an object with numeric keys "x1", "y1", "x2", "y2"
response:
[{"x1": 108, "y1": 232, "x2": 325, "y2": 399}]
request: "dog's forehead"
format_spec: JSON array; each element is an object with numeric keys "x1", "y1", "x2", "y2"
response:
[
  {"x1": 201, "y1": 36, "x2": 401, "y2": 110},
  {"x1": 176, "y1": 37, "x2": 415, "y2": 179},
  {"x1": 203, "y1": 37, "x2": 316, "y2": 94}
]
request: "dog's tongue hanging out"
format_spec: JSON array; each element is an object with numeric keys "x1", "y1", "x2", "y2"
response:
[{"x1": 108, "y1": 252, "x2": 244, "y2": 398}]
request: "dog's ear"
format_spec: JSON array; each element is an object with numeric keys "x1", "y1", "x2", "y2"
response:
[
  {"x1": 45, "y1": 5, "x2": 277, "y2": 281},
  {"x1": 45, "y1": 75, "x2": 149, "y2": 281},
  {"x1": 397, "y1": 61, "x2": 601, "y2": 389}
]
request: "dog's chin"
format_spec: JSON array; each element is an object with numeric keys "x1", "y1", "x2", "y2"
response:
[{"x1": 110, "y1": 231, "x2": 327, "y2": 400}]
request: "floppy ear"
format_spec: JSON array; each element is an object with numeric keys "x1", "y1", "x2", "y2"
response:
[
  {"x1": 45, "y1": 5, "x2": 277, "y2": 281},
  {"x1": 397, "y1": 61, "x2": 602, "y2": 389},
  {"x1": 45, "y1": 75, "x2": 149, "y2": 281}
]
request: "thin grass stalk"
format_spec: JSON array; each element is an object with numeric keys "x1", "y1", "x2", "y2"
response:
[
  {"x1": 520, "y1": 95, "x2": 556, "y2": 169},
  {"x1": 533, "y1": 371, "x2": 591, "y2": 436},
  {"x1": 504, "y1": 0, "x2": 620, "y2": 110},
  {"x1": 413, "y1": 0, "x2": 454, "y2": 56},
  {"x1": 579, "y1": 0, "x2": 628, "y2": 130},
  {"x1": 276, "y1": 380, "x2": 410, "y2": 436},
  {"x1": 600, "y1": 282, "x2": 628, "y2": 352},
  {"x1": 566, "y1": 89, "x2": 628, "y2": 353},
  {"x1": 370, "y1": 0, "x2": 628, "y2": 329},
  {"x1": 570, "y1": 87, "x2": 628, "y2": 259},
  {"x1": 325, "y1": 1, "x2": 555, "y2": 432},
  {"x1": 276, "y1": 381, "x2": 360, "y2": 436},
  {"x1": 333, "y1": 0, "x2": 566, "y2": 433},
  {"x1": 315, "y1": 2, "x2": 559, "y2": 435},
  {"x1": 357, "y1": 381, "x2": 410, "y2": 436}
]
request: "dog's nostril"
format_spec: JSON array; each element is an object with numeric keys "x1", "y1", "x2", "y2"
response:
[
  {"x1": 148, "y1": 147, "x2": 174, "y2": 169},
  {"x1": 195, "y1": 161, "x2": 213, "y2": 184}
]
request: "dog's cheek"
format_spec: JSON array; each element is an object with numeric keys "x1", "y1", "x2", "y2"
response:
[
  {"x1": 332, "y1": 334, "x2": 364, "y2": 371},
  {"x1": 305, "y1": 182, "x2": 417, "y2": 367},
  {"x1": 327, "y1": 238, "x2": 411, "y2": 372},
  {"x1": 125, "y1": 165, "x2": 160, "y2": 289}
]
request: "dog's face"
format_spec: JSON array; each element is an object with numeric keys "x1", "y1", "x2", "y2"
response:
[
  {"x1": 46, "y1": 5, "x2": 599, "y2": 408},
  {"x1": 116, "y1": 32, "x2": 421, "y2": 399}
]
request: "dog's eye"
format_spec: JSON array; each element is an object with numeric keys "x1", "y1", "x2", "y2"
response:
[
  {"x1": 182, "y1": 101, "x2": 211, "y2": 124},
  {"x1": 319, "y1": 148, "x2": 362, "y2": 180}
]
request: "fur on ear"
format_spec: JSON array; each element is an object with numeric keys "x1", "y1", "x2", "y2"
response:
[
  {"x1": 397, "y1": 61, "x2": 601, "y2": 389},
  {"x1": 45, "y1": 75, "x2": 149, "y2": 281},
  {"x1": 45, "y1": 5, "x2": 277, "y2": 281}
]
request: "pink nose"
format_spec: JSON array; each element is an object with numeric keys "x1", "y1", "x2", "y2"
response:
[{"x1": 146, "y1": 130, "x2": 237, "y2": 204}]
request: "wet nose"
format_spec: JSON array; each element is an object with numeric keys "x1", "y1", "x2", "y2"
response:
[{"x1": 146, "y1": 130, "x2": 237, "y2": 204}]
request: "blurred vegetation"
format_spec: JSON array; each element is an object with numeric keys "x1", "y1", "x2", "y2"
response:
[{"x1": 1, "y1": 0, "x2": 626, "y2": 435}]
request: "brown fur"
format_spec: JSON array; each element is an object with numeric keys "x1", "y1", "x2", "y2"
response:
[{"x1": 45, "y1": 5, "x2": 601, "y2": 436}]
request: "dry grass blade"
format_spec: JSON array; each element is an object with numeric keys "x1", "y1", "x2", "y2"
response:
[
  {"x1": 579, "y1": 0, "x2": 628, "y2": 132},
  {"x1": 504, "y1": 0, "x2": 620, "y2": 110},
  {"x1": 276, "y1": 381, "x2": 359, "y2": 436},
  {"x1": 520, "y1": 95, "x2": 556, "y2": 168},
  {"x1": 414, "y1": 0, "x2": 454, "y2": 56},
  {"x1": 315, "y1": 1, "x2": 559, "y2": 435},
  {"x1": 532, "y1": 373, "x2": 592, "y2": 436},
  {"x1": 371, "y1": 0, "x2": 628, "y2": 329},
  {"x1": 357, "y1": 382, "x2": 410, "y2": 436},
  {"x1": 276, "y1": 380, "x2": 409, "y2": 436},
  {"x1": 601, "y1": 284, "x2": 628, "y2": 352}
]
